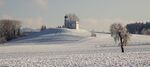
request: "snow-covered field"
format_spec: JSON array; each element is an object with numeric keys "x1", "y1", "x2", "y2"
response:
[{"x1": 0, "y1": 28, "x2": 150, "y2": 67}]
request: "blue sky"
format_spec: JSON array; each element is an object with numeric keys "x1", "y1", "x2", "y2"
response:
[{"x1": 0, "y1": 0, "x2": 150, "y2": 31}]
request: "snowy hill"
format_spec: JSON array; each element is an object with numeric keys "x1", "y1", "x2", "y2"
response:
[
  {"x1": 11, "y1": 28, "x2": 150, "y2": 46},
  {"x1": 0, "y1": 28, "x2": 150, "y2": 67},
  {"x1": 9, "y1": 28, "x2": 91, "y2": 44}
]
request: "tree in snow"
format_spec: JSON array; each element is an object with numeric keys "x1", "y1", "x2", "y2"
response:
[
  {"x1": 40, "y1": 25, "x2": 47, "y2": 31},
  {"x1": 65, "y1": 13, "x2": 79, "y2": 21},
  {"x1": 141, "y1": 28, "x2": 150, "y2": 35},
  {"x1": 0, "y1": 19, "x2": 21, "y2": 42},
  {"x1": 110, "y1": 23, "x2": 130, "y2": 53}
]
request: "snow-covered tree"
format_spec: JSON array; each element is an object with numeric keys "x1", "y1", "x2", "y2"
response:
[
  {"x1": 141, "y1": 29, "x2": 150, "y2": 35},
  {"x1": 110, "y1": 23, "x2": 130, "y2": 53},
  {"x1": 0, "y1": 37, "x2": 6, "y2": 44},
  {"x1": 65, "y1": 14, "x2": 79, "y2": 21},
  {"x1": 0, "y1": 19, "x2": 21, "y2": 42}
]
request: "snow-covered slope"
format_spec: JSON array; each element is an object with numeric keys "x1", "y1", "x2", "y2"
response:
[
  {"x1": 9, "y1": 28, "x2": 91, "y2": 44},
  {"x1": 0, "y1": 28, "x2": 150, "y2": 67}
]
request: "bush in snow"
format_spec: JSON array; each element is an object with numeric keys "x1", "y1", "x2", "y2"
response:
[
  {"x1": 91, "y1": 30, "x2": 96, "y2": 37},
  {"x1": 0, "y1": 37, "x2": 6, "y2": 44},
  {"x1": 110, "y1": 23, "x2": 130, "y2": 53}
]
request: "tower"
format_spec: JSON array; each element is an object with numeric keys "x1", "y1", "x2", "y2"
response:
[
  {"x1": 64, "y1": 14, "x2": 79, "y2": 30},
  {"x1": 64, "y1": 15, "x2": 68, "y2": 28}
]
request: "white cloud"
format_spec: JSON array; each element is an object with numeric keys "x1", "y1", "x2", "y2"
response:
[{"x1": 32, "y1": 0, "x2": 48, "y2": 9}]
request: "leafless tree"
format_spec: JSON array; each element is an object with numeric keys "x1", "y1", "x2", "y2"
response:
[
  {"x1": 110, "y1": 23, "x2": 130, "y2": 53},
  {"x1": 0, "y1": 19, "x2": 21, "y2": 42}
]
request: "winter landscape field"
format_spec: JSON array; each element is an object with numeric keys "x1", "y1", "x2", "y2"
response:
[{"x1": 0, "y1": 28, "x2": 150, "y2": 67}]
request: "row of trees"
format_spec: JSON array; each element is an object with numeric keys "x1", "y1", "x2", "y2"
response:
[
  {"x1": 126, "y1": 22, "x2": 150, "y2": 35},
  {"x1": 40, "y1": 25, "x2": 47, "y2": 31},
  {"x1": 0, "y1": 19, "x2": 21, "y2": 43}
]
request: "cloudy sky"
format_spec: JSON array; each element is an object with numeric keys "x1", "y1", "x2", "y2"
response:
[{"x1": 0, "y1": 0, "x2": 150, "y2": 31}]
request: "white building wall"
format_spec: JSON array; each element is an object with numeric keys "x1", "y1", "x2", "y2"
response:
[{"x1": 76, "y1": 21, "x2": 79, "y2": 30}]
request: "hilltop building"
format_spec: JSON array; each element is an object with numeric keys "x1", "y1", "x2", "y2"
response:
[{"x1": 64, "y1": 14, "x2": 79, "y2": 30}]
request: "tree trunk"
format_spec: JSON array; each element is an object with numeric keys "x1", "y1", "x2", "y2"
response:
[{"x1": 118, "y1": 32, "x2": 124, "y2": 53}]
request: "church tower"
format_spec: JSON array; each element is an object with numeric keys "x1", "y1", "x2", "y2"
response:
[{"x1": 64, "y1": 14, "x2": 79, "y2": 30}]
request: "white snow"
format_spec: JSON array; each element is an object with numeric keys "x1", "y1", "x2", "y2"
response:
[{"x1": 0, "y1": 28, "x2": 150, "y2": 67}]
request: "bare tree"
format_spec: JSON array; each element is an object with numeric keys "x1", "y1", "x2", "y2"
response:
[
  {"x1": 0, "y1": 19, "x2": 21, "y2": 42},
  {"x1": 110, "y1": 23, "x2": 130, "y2": 53}
]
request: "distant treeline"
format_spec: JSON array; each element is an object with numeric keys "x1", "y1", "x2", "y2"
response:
[{"x1": 126, "y1": 22, "x2": 150, "y2": 35}]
